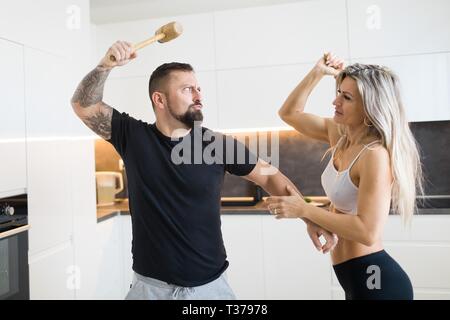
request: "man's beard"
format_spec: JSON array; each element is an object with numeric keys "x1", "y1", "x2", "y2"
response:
[{"x1": 168, "y1": 103, "x2": 203, "y2": 128}]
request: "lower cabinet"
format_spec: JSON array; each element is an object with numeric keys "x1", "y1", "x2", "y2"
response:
[
  {"x1": 221, "y1": 215, "x2": 266, "y2": 299},
  {"x1": 223, "y1": 214, "x2": 450, "y2": 300},
  {"x1": 29, "y1": 242, "x2": 75, "y2": 300},
  {"x1": 221, "y1": 214, "x2": 332, "y2": 299},
  {"x1": 121, "y1": 215, "x2": 133, "y2": 297}
]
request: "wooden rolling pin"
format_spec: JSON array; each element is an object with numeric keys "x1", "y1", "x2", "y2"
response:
[{"x1": 110, "y1": 21, "x2": 183, "y2": 62}]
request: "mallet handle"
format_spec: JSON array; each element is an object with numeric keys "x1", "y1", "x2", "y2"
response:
[{"x1": 109, "y1": 33, "x2": 166, "y2": 62}]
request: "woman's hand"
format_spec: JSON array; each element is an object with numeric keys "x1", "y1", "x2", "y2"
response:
[
  {"x1": 306, "y1": 222, "x2": 339, "y2": 254},
  {"x1": 314, "y1": 52, "x2": 345, "y2": 78},
  {"x1": 265, "y1": 185, "x2": 307, "y2": 219}
]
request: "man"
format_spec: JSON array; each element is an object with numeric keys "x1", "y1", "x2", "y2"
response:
[{"x1": 71, "y1": 41, "x2": 337, "y2": 300}]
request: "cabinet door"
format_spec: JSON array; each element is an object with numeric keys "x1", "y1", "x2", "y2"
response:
[
  {"x1": 29, "y1": 243, "x2": 75, "y2": 300},
  {"x1": 0, "y1": 0, "x2": 90, "y2": 58},
  {"x1": 348, "y1": 0, "x2": 450, "y2": 58},
  {"x1": 262, "y1": 216, "x2": 332, "y2": 299},
  {"x1": 221, "y1": 215, "x2": 265, "y2": 299},
  {"x1": 27, "y1": 141, "x2": 73, "y2": 255},
  {"x1": 214, "y1": 0, "x2": 348, "y2": 69},
  {"x1": 95, "y1": 13, "x2": 216, "y2": 79},
  {"x1": 24, "y1": 47, "x2": 82, "y2": 138},
  {"x1": 121, "y1": 215, "x2": 133, "y2": 297},
  {"x1": 217, "y1": 64, "x2": 336, "y2": 130},
  {"x1": 354, "y1": 54, "x2": 450, "y2": 121},
  {"x1": 0, "y1": 39, "x2": 27, "y2": 196}
]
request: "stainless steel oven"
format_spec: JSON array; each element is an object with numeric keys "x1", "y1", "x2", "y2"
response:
[{"x1": 0, "y1": 194, "x2": 29, "y2": 300}]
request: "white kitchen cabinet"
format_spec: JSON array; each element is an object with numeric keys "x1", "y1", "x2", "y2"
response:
[
  {"x1": 262, "y1": 216, "x2": 332, "y2": 299},
  {"x1": 332, "y1": 215, "x2": 450, "y2": 300},
  {"x1": 0, "y1": 39, "x2": 27, "y2": 196},
  {"x1": 217, "y1": 63, "x2": 336, "y2": 130},
  {"x1": 347, "y1": 0, "x2": 450, "y2": 58},
  {"x1": 121, "y1": 215, "x2": 133, "y2": 297},
  {"x1": 27, "y1": 141, "x2": 74, "y2": 255},
  {"x1": 0, "y1": 0, "x2": 90, "y2": 58},
  {"x1": 221, "y1": 215, "x2": 266, "y2": 299},
  {"x1": 222, "y1": 214, "x2": 332, "y2": 300},
  {"x1": 29, "y1": 242, "x2": 75, "y2": 300},
  {"x1": 24, "y1": 47, "x2": 90, "y2": 138},
  {"x1": 214, "y1": 0, "x2": 348, "y2": 69},
  {"x1": 95, "y1": 13, "x2": 216, "y2": 79},
  {"x1": 353, "y1": 53, "x2": 450, "y2": 122}
]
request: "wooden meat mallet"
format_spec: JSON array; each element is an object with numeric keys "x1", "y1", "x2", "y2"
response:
[{"x1": 110, "y1": 21, "x2": 183, "y2": 62}]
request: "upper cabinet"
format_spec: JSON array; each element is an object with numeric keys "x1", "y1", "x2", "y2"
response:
[
  {"x1": 0, "y1": 0, "x2": 91, "y2": 58},
  {"x1": 24, "y1": 48, "x2": 91, "y2": 138},
  {"x1": 214, "y1": 0, "x2": 349, "y2": 69},
  {"x1": 217, "y1": 64, "x2": 336, "y2": 130},
  {"x1": 347, "y1": 0, "x2": 450, "y2": 58},
  {"x1": 95, "y1": 13, "x2": 216, "y2": 79},
  {"x1": 354, "y1": 53, "x2": 450, "y2": 122},
  {"x1": 0, "y1": 39, "x2": 27, "y2": 196}
]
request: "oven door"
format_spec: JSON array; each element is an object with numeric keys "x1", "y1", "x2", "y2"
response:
[{"x1": 0, "y1": 225, "x2": 30, "y2": 300}]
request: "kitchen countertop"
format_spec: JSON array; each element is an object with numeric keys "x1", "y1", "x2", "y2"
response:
[
  {"x1": 97, "y1": 197, "x2": 450, "y2": 223},
  {"x1": 97, "y1": 199, "x2": 130, "y2": 222},
  {"x1": 96, "y1": 197, "x2": 330, "y2": 222}
]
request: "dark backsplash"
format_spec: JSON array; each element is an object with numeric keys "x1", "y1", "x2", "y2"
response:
[
  {"x1": 410, "y1": 121, "x2": 450, "y2": 196},
  {"x1": 221, "y1": 131, "x2": 330, "y2": 197},
  {"x1": 221, "y1": 121, "x2": 450, "y2": 197}
]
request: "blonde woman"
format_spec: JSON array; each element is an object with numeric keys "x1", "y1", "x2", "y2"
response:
[{"x1": 267, "y1": 53, "x2": 423, "y2": 300}]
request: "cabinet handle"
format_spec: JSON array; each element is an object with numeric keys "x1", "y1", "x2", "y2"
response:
[{"x1": 0, "y1": 224, "x2": 30, "y2": 240}]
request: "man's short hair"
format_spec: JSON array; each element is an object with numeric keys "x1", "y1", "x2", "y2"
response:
[{"x1": 148, "y1": 62, "x2": 194, "y2": 107}]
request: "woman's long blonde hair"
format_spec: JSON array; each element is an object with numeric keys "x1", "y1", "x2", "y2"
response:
[{"x1": 334, "y1": 63, "x2": 423, "y2": 225}]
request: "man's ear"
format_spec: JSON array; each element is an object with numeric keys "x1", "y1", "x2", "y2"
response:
[{"x1": 152, "y1": 91, "x2": 165, "y2": 110}]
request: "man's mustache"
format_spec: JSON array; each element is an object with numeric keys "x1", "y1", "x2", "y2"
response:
[{"x1": 189, "y1": 102, "x2": 203, "y2": 109}]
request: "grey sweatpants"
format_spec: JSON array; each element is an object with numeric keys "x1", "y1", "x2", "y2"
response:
[{"x1": 125, "y1": 272, "x2": 237, "y2": 300}]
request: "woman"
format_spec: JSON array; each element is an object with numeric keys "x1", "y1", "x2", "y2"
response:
[{"x1": 267, "y1": 53, "x2": 423, "y2": 300}]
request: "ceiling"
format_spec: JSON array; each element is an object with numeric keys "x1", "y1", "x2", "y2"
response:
[{"x1": 90, "y1": 0, "x2": 309, "y2": 24}]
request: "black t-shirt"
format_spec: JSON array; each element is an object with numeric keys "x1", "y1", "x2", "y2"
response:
[{"x1": 107, "y1": 109, "x2": 257, "y2": 287}]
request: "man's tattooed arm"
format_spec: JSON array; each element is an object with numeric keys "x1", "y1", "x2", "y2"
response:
[{"x1": 71, "y1": 66, "x2": 113, "y2": 140}]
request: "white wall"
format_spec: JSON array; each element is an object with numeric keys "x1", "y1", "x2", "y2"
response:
[{"x1": 94, "y1": 0, "x2": 450, "y2": 130}]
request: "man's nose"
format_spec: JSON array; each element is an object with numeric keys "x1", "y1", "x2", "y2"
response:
[{"x1": 193, "y1": 88, "x2": 202, "y2": 101}]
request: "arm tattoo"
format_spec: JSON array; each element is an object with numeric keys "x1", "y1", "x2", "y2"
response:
[
  {"x1": 71, "y1": 66, "x2": 111, "y2": 108},
  {"x1": 72, "y1": 65, "x2": 113, "y2": 139},
  {"x1": 81, "y1": 102, "x2": 113, "y2": 140}
]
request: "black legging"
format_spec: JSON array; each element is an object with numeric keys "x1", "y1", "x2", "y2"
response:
[{"x1": 333, "y1": 250, "x2": 413, "y2": 300}]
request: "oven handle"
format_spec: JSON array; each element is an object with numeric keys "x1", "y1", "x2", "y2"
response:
[{"x1": 0, "y1": 224, "x2": 30, "y2": 240}]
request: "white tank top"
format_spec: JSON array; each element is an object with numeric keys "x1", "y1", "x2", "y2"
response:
[{"x1": 321, "y1": 138, "x2": 380, "y2": 215}]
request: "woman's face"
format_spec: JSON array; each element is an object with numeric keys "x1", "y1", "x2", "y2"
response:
[{"x1": 332, "y1": 76, "x2": 366, "y2": 127}]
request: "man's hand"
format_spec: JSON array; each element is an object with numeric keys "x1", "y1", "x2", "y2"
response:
[
  {"x1": 306, "y1": 222, "x2": 338, "y2": 254},
  {"x1": 99, "y1": 41, "x2": 137, "y2": 69}
]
